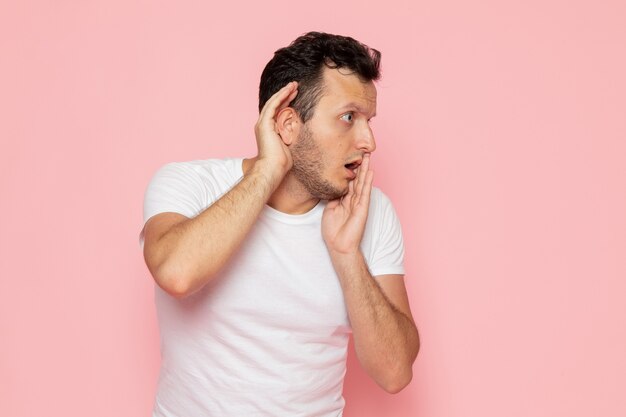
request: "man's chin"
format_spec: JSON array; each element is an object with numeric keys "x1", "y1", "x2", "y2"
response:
[
  {"x1": 318, "y1": 186, "x2": 348, "y2": 201},
  {"x1": 294, "y1": 170, "x2": 347, "y2": 201}
]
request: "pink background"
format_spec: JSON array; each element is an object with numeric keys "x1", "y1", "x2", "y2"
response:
[{"x1": 1, "y1": 1, "x2": 625, "y2": 416}]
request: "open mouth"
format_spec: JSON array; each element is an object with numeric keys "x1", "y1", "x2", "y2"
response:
[{"x1": 344, "y1": 161, "x2": 361, "y2": 170}]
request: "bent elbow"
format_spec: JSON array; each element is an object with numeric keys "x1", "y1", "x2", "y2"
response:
[
  {"x1": 382, "y1": 369, "x2": 413, "y2": 394},
  {"x1": 161, "y1": 278, "x2": 193, "y2": 299},
  {"x1": 151, "y1": 263, "x2": 195, "y2": 299},
  {"x1": 151, "y1": 259, "x2": 222, "y2": 299}
]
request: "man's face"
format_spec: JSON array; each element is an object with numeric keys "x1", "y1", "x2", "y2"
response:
[{"x1": 290, "y1": 66, "x2": 377, "y2": 200}]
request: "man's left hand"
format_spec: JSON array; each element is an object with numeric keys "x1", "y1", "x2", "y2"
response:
[{"x1": 322, "y1": 153, "x2": 374, "y2": 255}]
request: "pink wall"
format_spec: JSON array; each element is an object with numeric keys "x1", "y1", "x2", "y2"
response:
[{"x1": 1, "y1": 1, "x2": 625, "y2": 416}]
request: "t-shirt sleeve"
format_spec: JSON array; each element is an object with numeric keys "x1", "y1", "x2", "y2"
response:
[
  {"x1": 142, "y1": 162, "x2": 208, "y2": 227},
  {"x1": 364, "y1": 189, "x2": 406, "y2": 277}
]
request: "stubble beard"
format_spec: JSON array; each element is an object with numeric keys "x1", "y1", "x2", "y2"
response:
[{"x1": 290, "y1": 125, "x2": 347, "y2": 201}]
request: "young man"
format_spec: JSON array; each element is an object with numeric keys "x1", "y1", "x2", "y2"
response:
[{"x1": 141, "y1": 32, "x2": 419, "y2": 417}]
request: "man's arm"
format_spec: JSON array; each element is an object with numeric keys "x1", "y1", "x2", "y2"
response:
[
  {"x1": 142, "y1": 82, "x2": 298, "y2": 298},
  {"x1": 331, "y1": 258, "x2": 419, "y2": 393},
  {"x1": 322, "y1": 154, "x2": 419, "y2": 393}
]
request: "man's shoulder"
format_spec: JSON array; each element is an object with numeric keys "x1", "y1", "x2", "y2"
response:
[
  {"x1": 365, "y1": 186, "x2": 403, "y2": 232},
  {"x1": 143, "y1": 157, "x2": 244, "y2": 226},
  {"x1": 370, "y1": 186, "x2": 388, "y2": 202},
  {"x1": 157, "y1": 157, "x2": 243, "y2": 183},
  {"x1": 369, "y1": 186, "x2": 396, "y2": 217},
  {"x1": 361, "y1": 186, "x2": 405, "y2": 275}
]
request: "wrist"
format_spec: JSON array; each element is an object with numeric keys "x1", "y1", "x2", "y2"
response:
[
  {"x1": 328, "y1": 248, "x2": 365, "y2": 269},
  {"x1": 249, "y1": 158, "x2": 287, "y2": 191}
]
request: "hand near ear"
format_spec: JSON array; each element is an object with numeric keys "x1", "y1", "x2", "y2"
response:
[{"x1": 254, "y1": 81, "x2": 299, "y2": 184}]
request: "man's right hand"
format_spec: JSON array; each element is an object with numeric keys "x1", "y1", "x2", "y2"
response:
[
  {"x1": 254, "y1": 81, "x2": 299, "y2": 183},
  {"x1": 142, "y1": 82, "x2": 300, "y2": 299}
]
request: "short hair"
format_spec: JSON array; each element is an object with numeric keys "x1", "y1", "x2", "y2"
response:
[{"x1": 258, "y1": 31, "x2": 381, "y2": 123}]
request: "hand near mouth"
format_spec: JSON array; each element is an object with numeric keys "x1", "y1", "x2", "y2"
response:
[{"x1": 322, "y1": 153, "x2": 374, "y2": 255}]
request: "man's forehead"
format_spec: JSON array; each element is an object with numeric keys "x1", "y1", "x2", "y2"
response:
[{"x1": 320, "y1": 67, "x2": 377, "y2": 112}]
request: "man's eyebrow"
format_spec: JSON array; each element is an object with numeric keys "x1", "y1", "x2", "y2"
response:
[{"x1": 337, "y1": 103, "x2": 376, "y2": 117}]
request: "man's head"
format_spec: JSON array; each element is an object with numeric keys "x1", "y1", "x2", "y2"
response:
[
  {"x1": 259, "y1": 32, "x2": 381, "y2": 123},
  {"x1": 260, "y1": 32, "x2": 381, "y2": 201}
]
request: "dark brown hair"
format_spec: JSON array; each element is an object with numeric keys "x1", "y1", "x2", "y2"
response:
[{"x1": 258, "y1": 32, "x2": 381, "y2": 122}]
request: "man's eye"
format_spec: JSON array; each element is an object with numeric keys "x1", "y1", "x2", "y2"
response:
[{"x1": 340, "y1": 113, "x2": 353, "y2": 122}]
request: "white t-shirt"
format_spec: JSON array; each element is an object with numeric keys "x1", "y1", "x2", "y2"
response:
[{"x1": 143, "y1": 158, "x2": 405, "y2": 417}]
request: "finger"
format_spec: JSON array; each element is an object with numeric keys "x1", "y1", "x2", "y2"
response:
[
  {"x1": 278, "y1": 87, "x2": 299, "y2": 113},
  {"x1": 342, "y1": 179, "x2": 355, "y2": 208},
  {"x1": 357, "y1": 169, "x2": 374, "y2": 210},
  {"x1": 261, "y1": 81, "x2": 297, "y2": 117},
  {"x1": 355, "y1": 153, "x2": 371, "y2": 200},
  {"x1": 259, "y1": 82, "x2": 298, "y2": 123},
  {"x1": 352, "y1": 156, "x2": 366, "y2": 198}
]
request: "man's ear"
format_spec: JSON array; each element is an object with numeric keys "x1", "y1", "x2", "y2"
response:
[{"x1": 275, "y1": 107, "x2": 301, "y2": 146}]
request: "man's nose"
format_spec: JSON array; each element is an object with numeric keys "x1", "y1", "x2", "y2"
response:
[{"x1": 357, "y1": 124, "x2": 376, "y2": 153}]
